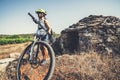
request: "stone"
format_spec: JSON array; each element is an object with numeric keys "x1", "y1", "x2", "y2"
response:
[
  {"x1": 0, "y1": 58, "x2": 15, "y2": 72},
  {"x1": 9, "y1": 52, "x2": 20, "y2": 59},
  {"x1": 52, "y1": 15, "x2": 120, "y2": 55}
]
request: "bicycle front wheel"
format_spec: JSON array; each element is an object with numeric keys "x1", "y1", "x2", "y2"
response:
[{"x1": 17, "y1": 41, "x2": 55, "y2": 80}]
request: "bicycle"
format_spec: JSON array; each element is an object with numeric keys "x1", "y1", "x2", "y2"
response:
[{"x1": 17, "y1": 13, "x2": 55, "y2": 80}]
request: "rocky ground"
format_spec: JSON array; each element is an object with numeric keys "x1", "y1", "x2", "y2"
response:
[
  {"x1": 0, "y1": 50, "x2": 120, "y2": 80},
  {"x1": 52, "y1": 53, "x2": 120, "y2": 80}
]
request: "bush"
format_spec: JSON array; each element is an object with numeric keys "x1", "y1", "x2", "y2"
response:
[
  {"x1": 0, "y1": 34, "x2": 33, "y2": 45},
  {"x1": 0, "y1": 32, "x2": 59, "y2": 45}
]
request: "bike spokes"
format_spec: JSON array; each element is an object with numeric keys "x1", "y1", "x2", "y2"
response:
[{"x1": 18, "y1": 43, "x2": 52, "y2": 80}]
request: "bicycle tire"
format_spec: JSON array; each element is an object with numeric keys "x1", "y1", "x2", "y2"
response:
[{"x1": 17, "y1": 41, "x2": 55, "y2": 80}]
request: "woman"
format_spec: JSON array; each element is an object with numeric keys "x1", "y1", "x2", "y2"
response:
[{"x1": 36, "y1": 9, "x2": 52, "y2": 65}]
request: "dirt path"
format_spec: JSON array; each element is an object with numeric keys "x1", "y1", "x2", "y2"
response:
[{"x1": 0, "y1": 42, "x2": 30, "y2": 59}]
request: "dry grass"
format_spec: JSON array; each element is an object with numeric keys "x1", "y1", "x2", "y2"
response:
[
  {"x1": 52, "y1": 51, "x2": 120, "y2": 80},
  {"x1": 0, "y1": 71, "x2": 8, "y2": 80},
  {"x1": 0, "y1": 42, "x2": 30, "y2": 59},
  {"x1": 0, "y1": 44, "x2": 119, "y2": 80}
]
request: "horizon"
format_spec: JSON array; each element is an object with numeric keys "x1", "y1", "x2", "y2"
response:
[{"x1": 0, "y1": 0, "x2": 120, "y2": 35}]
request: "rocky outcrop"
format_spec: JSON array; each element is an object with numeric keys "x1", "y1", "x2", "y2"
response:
[
  {"x1": 9, "y1": 52, "x2": 20, "y2": 59},
  {"x1": 1, "y1": 53, "x2": 120, "y2": 80},
  {"x1": 52, "y1": 15, "x2": 120, "y2": 54},
  {"x1": 0, "y1": 53, "x2": 19, "y2": 72},
  {"x1": 0, "y1": 58, "x2": 15, "y2": 72}
]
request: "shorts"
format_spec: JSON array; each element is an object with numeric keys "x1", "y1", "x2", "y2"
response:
[
  {"x1": 41, "y1": 34, "x2": 49, "y2": 42},
  {"x1": 36, "y1": 29, "x2": 49, "y2": 42}
]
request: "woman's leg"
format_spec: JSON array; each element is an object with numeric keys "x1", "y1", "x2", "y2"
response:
[{"x1": 41, "y1": 46, "x2": 48, "y2": 59}]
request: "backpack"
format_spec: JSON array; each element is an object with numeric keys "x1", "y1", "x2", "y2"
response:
[{"x1": 48, "y1": 29, "x2": 56, "y2": 44}]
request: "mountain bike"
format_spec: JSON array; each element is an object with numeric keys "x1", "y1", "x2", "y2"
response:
[{"x1": 17, "y1": 13, "x2": 55, "y2": 80}]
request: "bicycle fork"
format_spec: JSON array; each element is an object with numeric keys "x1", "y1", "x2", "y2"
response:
[
  {"x1": 29, "y1": 42, "x2": 35, "y2": 61},
  {"x1": 29, "y1": 37, "x2": 38, "y2": 61}
]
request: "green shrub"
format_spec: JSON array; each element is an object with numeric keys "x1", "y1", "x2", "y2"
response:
[
  {"x1": 0, "y1": 34, "x2": 33, "y2": 45},
  {"x1": 0, "y1": 32, "x2": 59, "y2": 45}
]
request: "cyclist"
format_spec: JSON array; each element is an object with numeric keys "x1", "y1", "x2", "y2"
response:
[{"x1": 35, "y1": 9, "x2": 52, "y2": 64}]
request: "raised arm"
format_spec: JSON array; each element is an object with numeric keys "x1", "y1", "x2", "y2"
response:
[{"x1": 28, "y1": 12, "x2": 38, "y2": 24}]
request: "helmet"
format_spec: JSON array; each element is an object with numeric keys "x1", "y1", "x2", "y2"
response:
[{"x1": 35, "y1": 9, "x2": 47, "y2": 15}]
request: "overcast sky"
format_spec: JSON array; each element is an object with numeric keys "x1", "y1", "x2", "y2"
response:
[{"x1": 0, "y1": 0, "x2": 120, "y2": 34}]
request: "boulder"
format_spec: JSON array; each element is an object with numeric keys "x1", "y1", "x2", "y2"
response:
[
  {"x1": 0, "y1": 58, "x2": 15, "y2": 72},
  {"x1": 52, "y1": 15, "x2": 120, "y2": 55},
  {"x1": 9, "y1": 52, "x2": 20, "y2": 59}
]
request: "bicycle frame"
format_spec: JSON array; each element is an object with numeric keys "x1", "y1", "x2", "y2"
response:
[{"x1": 29, "y1": 29, "x2": 42, "y2": 60}]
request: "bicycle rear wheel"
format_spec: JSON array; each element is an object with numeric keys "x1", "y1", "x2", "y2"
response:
[{"x1": 17, "y1": 41, "x2": 55, "y2": 80}]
